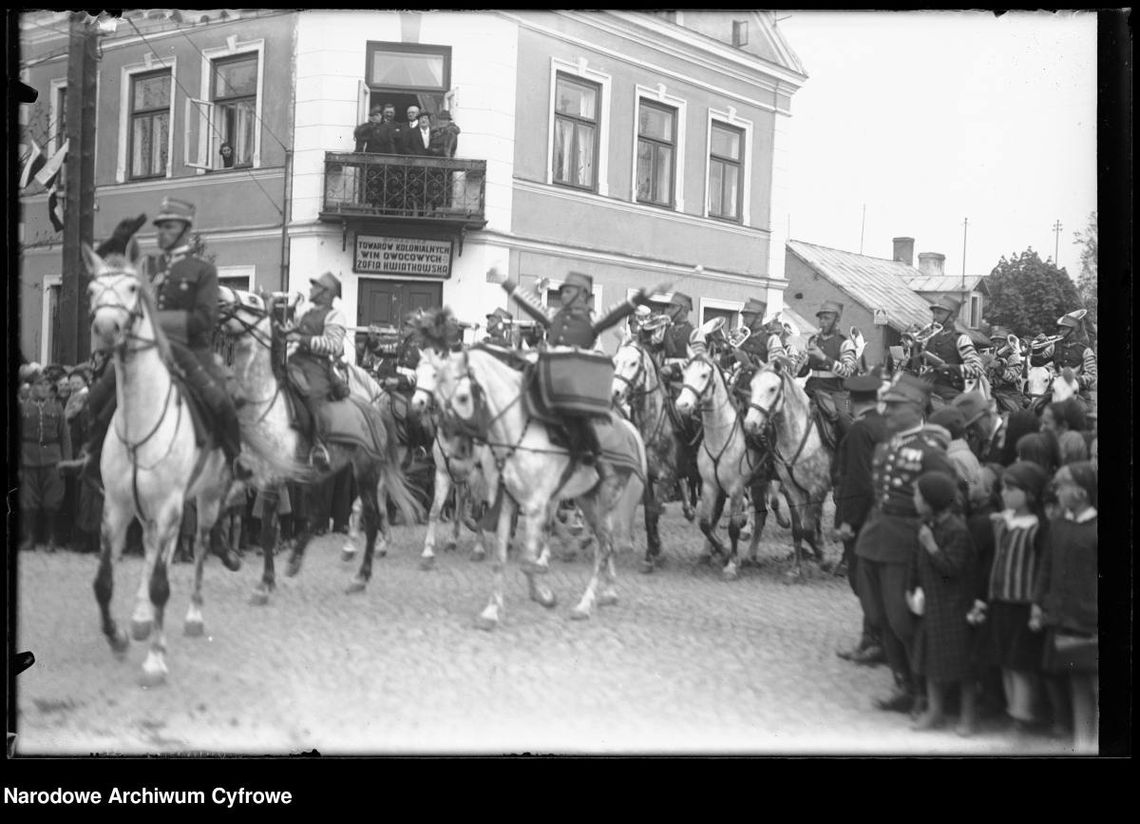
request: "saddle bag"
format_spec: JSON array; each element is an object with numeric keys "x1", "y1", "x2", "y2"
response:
[{"x1": 536, "y1": 349, "x2": 614, "y2": 418}]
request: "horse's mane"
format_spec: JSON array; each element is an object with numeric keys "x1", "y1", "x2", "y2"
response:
[{"x1": 103, "y1": 254, "x2": 176, "y2": 368}]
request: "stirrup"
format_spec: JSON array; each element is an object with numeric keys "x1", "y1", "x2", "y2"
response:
[
  {"x1": 232, "y1": 456, "x2": 253, "y2": 481},
  {"x1": 309, "y1": 443, "x2": 332, "y2": 469}
]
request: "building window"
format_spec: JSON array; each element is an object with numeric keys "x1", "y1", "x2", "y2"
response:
[
  {"x1": 365, "y1": 42, "x2": 451, "y2": 119},
  {"x1": 708, "y1": 121, "x2": 743, "y2": 222},
  {"x1": 211, "y1": 54, "x2": 258, "y2": 168},
  {"x1": 636, "y1": 101, "x2": 676, "y2": 207},
  {"x1": 129, "y1": 70, "x2": 170, "y2": 180},
  {"x1": 553, "y1": 73, "x2": 600, "y2": 191}
]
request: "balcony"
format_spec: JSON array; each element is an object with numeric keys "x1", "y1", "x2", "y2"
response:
[{"x1": 320, "y1": 152, "x2": 487, "y2": 231}]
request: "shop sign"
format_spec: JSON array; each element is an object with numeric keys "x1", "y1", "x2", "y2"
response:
[{"x1": 354, "y1": 235, "x2": 453, "y2": 278}]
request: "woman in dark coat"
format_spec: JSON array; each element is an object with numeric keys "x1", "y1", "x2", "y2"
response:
[
  {"x1": 909, "y1": 471, "x2": 979, "y2": 736},
  {"x1": 1000, "y1": 410, "x2": 1040, "y2": 467}
]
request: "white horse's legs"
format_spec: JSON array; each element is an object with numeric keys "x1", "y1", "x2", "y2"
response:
[
  {"x1": 421, "y1": 466, "x2": 452, "y2": 570},
  {"x1": 524, "y1": 502, "x2": 557, "y2": 609},
  {"x1": 185, "y1": 493, "x2": 222, "y2": 637},
  {"x1": 721, "y1": 490, "x2": 747, "y2": 581},
  {"x1": 140, "y1": 500, "x2": 182, "y2": 687},
  {"x1": 571, "y1": 482, "x2": 618, "y2": 620},
  {"x1": 94, "y1": 499, "x2": 133, "y2": 657},
  {"x1": 476, "y1": 494, "x2": 515, "y2": 630},
  {"x1": 519, "y1": 500, "x2": 551, "y2": 576}
]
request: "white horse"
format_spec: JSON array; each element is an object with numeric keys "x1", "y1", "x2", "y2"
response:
[
  {"x1": 86, "y1": 245, "x2": 285, "y2": 685},
  {"x1": 1026, "y1": 363, "x2": 1080, "y2": 409},
  {"x1": 674, "y1": 351, "x2": 769, "y2": 580},
  {"x1": 743, "y1": 358, "x2": 833, "y2": 578},
  {"x1": 412, "y1": 345, "x2": 646, "y2": 628}
]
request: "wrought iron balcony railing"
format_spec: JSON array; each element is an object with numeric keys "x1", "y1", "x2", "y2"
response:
[{"x1": 321, "y1": 152, "x2": 487, "y2": 227}]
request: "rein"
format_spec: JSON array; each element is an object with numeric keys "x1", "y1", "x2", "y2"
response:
[
  {"x1": 685, "y1": 356, "x2": 758, "y2": 492},
  {"x1": 748, "y1": 368, "x2": 816, "y2": 495},
  {"x1": 218, "y1": 301, "x2": 283, "y2": 424},
  {"x1": 616, "y1": 344, "x2": 670, "y2": 448}
]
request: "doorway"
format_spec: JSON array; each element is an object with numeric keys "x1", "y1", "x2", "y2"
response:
[{"x1": 357, "y1": 278, "x2": 443, "y2": 347}]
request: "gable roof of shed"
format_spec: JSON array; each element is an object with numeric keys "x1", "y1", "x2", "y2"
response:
[
  {"x1": 898, "y1": 273, "x2": 989, "y2": 294},
  {"x1": 786, "y1": 239, "x2": 933, "y2": 332}
]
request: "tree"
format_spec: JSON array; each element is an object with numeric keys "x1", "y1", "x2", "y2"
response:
[
  {"x1": 1073, "y1": 211, "x2": 1097, "y2": 327},
  {"x1": 981, "y1": 248, "x2": 1081, "y2": 338}
]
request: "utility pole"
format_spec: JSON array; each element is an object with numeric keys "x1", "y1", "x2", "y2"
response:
[
  {"x1": 60, "y1": 11, "x2": 99, "y2": 365},
  {"x1": 961, "y1": 217, "x2": 969, "y2": 326},
  {"x1": 1052, "y1": 219, "x2": 1063, "y2": 267}
]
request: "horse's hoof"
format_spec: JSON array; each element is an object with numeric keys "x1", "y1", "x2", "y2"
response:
[
  {"x1": 521, "y1": 559, "x2": 550, "y2": 576},
  {"x1": 598, "y1": 592, "x2": 619, "y2": 607},
  {"x1": 419, "y1": 556, "x2": 436, "y2": 571},
  {"x1": 474, "y1": 614, "x2": 499, "y2": 631},
  {"x1": 249, "y1": 589, "x2": 269, "y2": 607},
  {"x1": 639, "y1": 559, "x2": 656, "y2": 574},
  {"x1": 345, "y1": 578, "x2": 367, "y2": 595},
  {"x1": 533, "y1": 587, "x2": 557, "y2": 609},
  {"x1": 443, "y1": 541, "x2": 457, "y2": 553},
  {"x1": 183, "y1": 619, "x2": 205, "y2": 638},
  {"x1": 722, "y1": 566, "x2": 738, "y2": 582},
  {"x1": 569, "y1": 606, "x2": 592, "y2": 621},
  {"x1": 784, "y1": 567, "x2": 804, "y2": 581},
  {"x1": 340, "y1": 548, "x2": 356, "y2": 563},
  {"x1": 470, "y1": 549, "x2": 486, "y2": 562},
  {"x1": 683, "y1": 508, "x2": 696, "y2": 523},
  {"x1": 130, "y1": 619, "x2": 152, "y2": 642},
  {"x1": 109, "y1": 631, "x2": 130, "y2": 657},
  {"x1": 285, "y1": 559, "x2": 302, "y2": 578}
]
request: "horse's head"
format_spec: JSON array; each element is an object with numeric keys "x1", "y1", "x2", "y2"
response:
[
  {"x1": 612, "y1": 342, "x2": 647, "y2": 406},
  {"x1": 217, "y1": 286, "x2": 269, "y2": 338},
  {"x1": 1025, "y1": 365, "x2": 1054, "y2": 397},
  {"x1": 84, "y1": 243, "x2": 146, "y2": 353},
  {"x1": 744, "y1": 361, "x2": 787, "y2": 436},
  {"x1": 432, "y1": 348, "x2": 484, "y2": 436},
  {"x1": 411, "y1": 347, "x2": 441, "y2": 414},
  {"x1": 675, "y1": 354, "x2": 716, "y2": 416}
]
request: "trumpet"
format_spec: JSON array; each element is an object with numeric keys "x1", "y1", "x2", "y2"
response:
[
  {"x1": 1030, "y1": 333, "x2": 1065, "y2": 351},
  {"x1": 908, "y1": 322, "x2": 943, "y2": 345}
]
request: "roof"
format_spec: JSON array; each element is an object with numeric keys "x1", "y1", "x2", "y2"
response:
[
  {"x1": 774, "y1": 305, "x2": 818, "y2": 336},
  {"x1": 898, "y1": 274, "x2": 988, "y2": 294},
  {"x1": 786, "y1": 240, "x2": 934, "y2": 332}
]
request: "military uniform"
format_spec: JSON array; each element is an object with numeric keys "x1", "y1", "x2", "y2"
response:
[
  {"x1": 20, "y1": 385, "x2": 72, "y2": 548},
  {"x1": 922, "y1": 298, "x2": 984, "y2": 402},
  {"x1": 855, "y1": 375, "x2": 956, "y2": 708},
  {"x1": 1032, "y1": 337, "x2": 1097, "y2": 395}
]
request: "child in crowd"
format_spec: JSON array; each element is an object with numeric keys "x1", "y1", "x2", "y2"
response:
[
  {"x1": 1057, "y1": 430, "x2": 1089, "y2": 465},
  {"x1": 967, "y1": 462, "x2": 1007, "y2": 718},
  {"x1": 1031, "y1": 462, "x2": 1098, "y2": 754},
  {"x1": 909, "y1": 471, "x2": 979, "y2": 735},
  {"x1": 980, "y1": 460, "x2": 1049, "y2": 733}
]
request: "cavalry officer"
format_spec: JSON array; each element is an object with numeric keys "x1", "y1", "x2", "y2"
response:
[
  {"x1": 482, "y1": 307, "x2": 513, "y2": 347},
  {"x1": 61, "y1": 199, "x2": 249, "y2": 484},
  {"x1": 500, "y1": 270, "x2": 667, "y2": 466},
  {"x1": 1031, "y1": 309, "x2": 1098, "y2": 403},
  {"x1": 834, "y1": 371, "x2": 891, "y2": 666},
  {"x1": 285, "y1": 271, "x2": 348, "y2": 470},
  {"x1": 803, "y1": 300, "x2": 858, "y2": 415},
  {"x1": 662, "y1": 292, "x2": 695, "y2": 361},
  {"x1": 922, "y1": 296, "x2": 984, "y2": 404},
  {"x1": 854, "y1": 373, "x2": 956, "y2": 714},
  {"x1": 20, "y1": 365, "x2": 71, "y2": 552}
]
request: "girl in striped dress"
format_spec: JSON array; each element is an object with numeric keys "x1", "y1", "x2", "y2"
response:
[{"x1": 981, "y1": 460, "x2": 1050, "y2": 731}]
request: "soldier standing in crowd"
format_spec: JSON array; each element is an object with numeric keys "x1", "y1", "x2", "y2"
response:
[
  {"x1": 854, "y1": 373, "x2": 956, "y2": 714},
  {"x1": 834, "y1": 372, "x2": 891, "y2": 666},
  {"x1": 482, "y1": 307, "x2": 512, "y2": 347},
  {"x1": 921, "y1": 297, "x2": 984, "y2": 404},
  {"x1": 20, "y1": 365, "x2": 71, "y2": 553},
  {"x1": 284, "y1": 271, "x2": 348, "y2": 470}
]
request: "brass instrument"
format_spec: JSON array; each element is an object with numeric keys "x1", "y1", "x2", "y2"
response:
[
  {"x1": 910, "y1": 322, "x2": 943, "y2": 345},
  {"x1": 726, "y1": 325, "x2": 751, "y2": 348},
  {"x1": 1030, "y1": 333, "x2": 1065, "y2": 351}
]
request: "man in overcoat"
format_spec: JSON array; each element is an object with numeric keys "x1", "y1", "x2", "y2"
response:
[{"x1": 20, "y1": 365, "x2": 71, "y2": 552}]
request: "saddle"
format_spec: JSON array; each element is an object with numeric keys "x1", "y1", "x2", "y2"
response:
[
  {"x1": 283, "y1": 379, "x2": 388, "y2": 457},
  {"x1": 810, "y1": 392, "x2": 851, "y2": 456}
]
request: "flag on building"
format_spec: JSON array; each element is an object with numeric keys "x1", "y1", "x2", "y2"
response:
[
  {"x1": 19, "y1": 139, "x2": 45, "y2": 190},
  {"x1": 35, "y1": 140, "x2": 69, "y2": 233},
  {"x1": 34, "y1": 139, "x2": 68, "y2": 188},
  {"x1": 48, "y1": 187, "x2": 65, "y2": 232}
]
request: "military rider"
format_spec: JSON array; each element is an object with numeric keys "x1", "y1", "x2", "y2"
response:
[
  {"x1": 920, "y1": 296, "x2": 984, "y2": 404},
  {"x1": 803, "y1": 300, "x2": 858, "y2": 411},
  {"x1": 662, "y1": 292, "x2": 695, "y2": 361},
  {"x1": 60, "y1": 199, "x2": 249, "y2": 483},
  {"x1": 498, "y1": 269, "x2": 668, "y2": 467},
  {"x1": 284, "y1": 271, "x2": 348, "y2": 471},
  {"x1": 482, "y1": 307, "x2": 513, "y2": 347},
  {"x1": 985, "y1": 326, "x2": 1025, "y2": 398},
  {"x1": 1029, "y1": 309, "x2": 1097, "y2": 404}
]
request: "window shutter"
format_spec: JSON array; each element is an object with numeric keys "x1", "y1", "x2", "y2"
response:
[
  {"x1": 184, "y1": 97, "x2": 214, "y2": 170},
  {"x1": 357, "y1": 80, "x2": 369, "y2": 133},
  {"x1": 444, "y1": 86, "x2": 457, "y2": 115}
]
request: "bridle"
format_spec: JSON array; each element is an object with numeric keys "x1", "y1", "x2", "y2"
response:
[{"x1": 216, "y1": 292, "x2": 283, "y2": 423}]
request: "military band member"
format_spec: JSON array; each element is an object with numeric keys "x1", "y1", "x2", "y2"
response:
[
  {"x1": 285, "y1": 271, "x2": 348, "y2": 470},
  {"x1": 735, "y1": 298, "x2": 772, "y2": 365},
  {"x1": 922, "y1": 296, "x2": 984, "y2": 402},
  {"x1": 662, "y1": 292, "x2": 695, "y2": 361},
  {"x1": 855, "y1": 373, "x2": 956, "y2": 714},
  {"x1": 984, "y1": 326, "x2": 1024, "y2": 392},
  {"x1": 482, "y1": 307, "x2": 512, "y2": 347},
  {"x1": 803, "y1": 300, "x2": 858, "y2": 414},
  {"x1": 60, "y1": 198, "x2": 249, "y2": 484},
  {"x1": 1030, "y1": 309, "x2": 1097, "y2": 399}
]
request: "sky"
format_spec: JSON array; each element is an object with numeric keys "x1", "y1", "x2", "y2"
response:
[{"x1": 776, "y1": 10, "x2": 1097, "y2": 278}]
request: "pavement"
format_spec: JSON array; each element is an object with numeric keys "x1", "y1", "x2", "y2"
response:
[{"x1": 12, "y1": 506, "x2": 1078, "y2": 756}]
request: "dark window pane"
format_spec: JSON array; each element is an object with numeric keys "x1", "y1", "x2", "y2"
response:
[
  {"x1": 710, "y1": 123, "x2": 740, "y2": 160},
  {"x1": 214, "y1": 55, "x2": 258, "y2": 99},
  {"x1": 636, "y1": 140, "x2": 653, "y2": 200},
  {"x1": 555, "y1": 77, "x2": 597, "y2": 119},
  {"x1": 639, "y1": 103, "x2": 673, "y2": 141},
  {"x1": 133, "y1": 73, "x2": 170, "y2": 110},
  {"x1": 709, "y1": 161, "x2": 724, "y2": 215}
]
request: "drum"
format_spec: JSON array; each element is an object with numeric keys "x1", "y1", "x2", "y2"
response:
[{"x1": 536, "y1": 349, "x2": 614, "y2": 417}]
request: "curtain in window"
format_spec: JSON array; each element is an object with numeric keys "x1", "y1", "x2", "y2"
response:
[
  {"x1": 132, "y1": 113, "x2": 168, "y2": 177},
  {"x1": 221, "y1": 100, "x2": 256, "y2": 166}
]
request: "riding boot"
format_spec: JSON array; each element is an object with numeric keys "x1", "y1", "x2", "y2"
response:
[
  {"x1": 304, "y1": 396, "x2": 331, "y2": 471},
  {"x1": 185, "y1": 353, "x2": 253, "y2": 480}
]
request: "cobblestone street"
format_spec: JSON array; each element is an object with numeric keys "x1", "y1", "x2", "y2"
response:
[{"x1": 14, "y1": 508, "x2": 1071, "y2": 756}]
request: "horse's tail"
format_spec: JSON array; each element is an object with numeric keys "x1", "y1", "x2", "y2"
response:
[
  {"x1": 241, "y1": 424, "x2": 315, "y2": 486},
  {"x1": 377, "y1": 402, "x2": 425, "y2": 526}
]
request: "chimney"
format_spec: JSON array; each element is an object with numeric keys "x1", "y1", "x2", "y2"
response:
[
  {"x1": 892, "y1": 237, "x2": 915, "y2": 266},
  {"x1": 918, "y1": 252, "x2": 946, "y2": 278}
]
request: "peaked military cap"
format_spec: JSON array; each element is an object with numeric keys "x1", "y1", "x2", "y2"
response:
[
  {"x1": 816, "y1": 300, "x2": 844, "y2": 317},
  {"x1": 930, "y1": 295, "x2": 961, "y2": 315},
  {"x1": 153, "y1": 197, "x2": 196, "y2": 226},
  {"x1": 563, "y1": 272, "x2": 593, "y2": 293},
  {"x1": 881, "y1": 372, "x2": 930, "y2": 406},
  {"x1": 1057, "y1": 308, "x2": 1087, "y2": 328},
  {"x1": 309, "y1": 271, "x2": 342, "y2": 298},
  {"x1": 741, "y1": 298, "x2": 767, "y2": 317},
  {"x1": 670, "y1": 292, "x2": 693, "y2": 311},
  {"x1": 486, "y1": 307, "x2": 511, "y2": 322}
]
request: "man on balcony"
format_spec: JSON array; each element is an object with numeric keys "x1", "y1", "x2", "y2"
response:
[
  {"x1": 354, "y1": 106, "x2": 394, "y2": 210},
  {"x1": 404, "y1": 111, "x2": 443, "y2": 213}
]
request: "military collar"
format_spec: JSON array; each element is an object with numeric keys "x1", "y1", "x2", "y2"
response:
[{"x1": 163, "y1": 244, "x2": 192, "y2": 261}]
